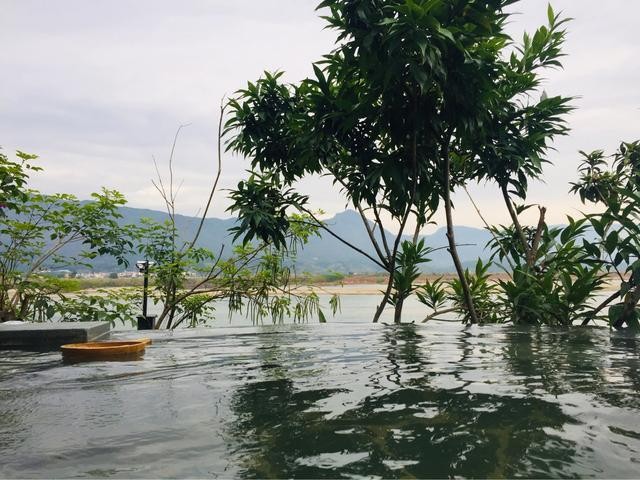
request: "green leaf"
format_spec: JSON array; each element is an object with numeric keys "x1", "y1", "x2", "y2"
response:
[
  {"x1": 547, "y1": 3, "x2": 555, "y2": 25},
  {"x1": 604, "y1": 230, "x2": 619, "y2": 254}
]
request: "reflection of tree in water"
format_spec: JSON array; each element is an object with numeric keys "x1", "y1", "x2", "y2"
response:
[
  {"x1": 502, "y1": 327, "x2": 606, "y2": 396},
  {"x1": 502, "y1": 327, "x2": 640, "y2": 410},
  {"x1": 606, "y1": 333, "x2": 640, "y2": 409},
  {"x1": 226, "y1": 326, "x2": 582, "y2": 478},
  {"x1": 370, "y1": 325, "x2": 428, "y2": 390},
  {"x1": 229, "y1": 377, "x2": 350, "y2": 478},
  {"x1": 226, "y1": 330, "x2": 349, "y2": 477}
]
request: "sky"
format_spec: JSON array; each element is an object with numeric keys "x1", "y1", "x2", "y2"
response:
[{"x1": 2, "y1": 0, "x2": 639, "y2": 234}]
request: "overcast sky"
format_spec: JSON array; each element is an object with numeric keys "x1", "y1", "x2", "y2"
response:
[{"x1": 2, "y1": 1, "x2": 638, "y2": 233}]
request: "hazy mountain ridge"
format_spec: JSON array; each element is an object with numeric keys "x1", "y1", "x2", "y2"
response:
[
  {"x1": 293, "y1": 210, "x2": 493, "y2": 273},
  {"x1": 62, "y1": 207, "x2": 496, "y2": 273}
]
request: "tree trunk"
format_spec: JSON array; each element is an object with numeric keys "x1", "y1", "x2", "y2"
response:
[
  {"x1": 155, "y1": 308, "x2": 168, "y2": 329},
  {"x1": 166, "y1": 286, "x2": 177, "y2": 330},
  {"x1": 501, "y1": 184, "x2": 529, "y2": 257},
  {"x1": 527, "y1": 206, "x2": 546, "y2": 267},
  {"x1": 372, "y1": 271, "x2": 394, "y2": 323},
  {"x1": 442, "y1": 137, "x2": 479, "y2": 324},
  {"x1": 393, "y1": 298, "x2": 404, "y2": 324}
]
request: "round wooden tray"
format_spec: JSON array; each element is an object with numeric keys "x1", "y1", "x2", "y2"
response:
[{"x1": 61, "y1": 338, "x2": 152, "y2": 360}]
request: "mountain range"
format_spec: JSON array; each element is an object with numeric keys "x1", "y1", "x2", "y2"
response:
[{"x1": 75, "y1": 207, "x2": 493, "y2": 274}]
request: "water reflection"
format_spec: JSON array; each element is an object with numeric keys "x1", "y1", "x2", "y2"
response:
[
  {"x1": 1, "y1": 324, "x2": 640, "y2": 478},
  {"x1": 224, "y1": 325, "x2": 640, "y2": 478}
]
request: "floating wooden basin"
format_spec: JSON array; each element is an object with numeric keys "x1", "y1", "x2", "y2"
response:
[{"x1": 61, "y1": 338, "x2": 151, "y2": 361}]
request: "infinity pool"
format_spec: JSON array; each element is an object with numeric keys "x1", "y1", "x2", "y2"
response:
[{"x1": 2, "y1": 323, "x2": 639, "y2": 478}]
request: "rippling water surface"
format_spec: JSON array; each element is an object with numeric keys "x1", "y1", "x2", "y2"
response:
[{"x1": 2, "y1": 323, "x2": 640, "y2": 478}]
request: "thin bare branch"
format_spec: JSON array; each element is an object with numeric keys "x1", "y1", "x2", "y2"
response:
[
  {"x1": 372, "y1": 204, "x2": 391, "y2": 257},
  {"x1": 150, "y1": 179, "x2": 173, "y2": 216},
  {"x1": 152, "y1": 155, "x2": 166, "y2": 202},
  {"x1": 330, "y1": 172, "x2": 389, "y2": 266},
  {"x1": 187, "y1": 100, "x2": 226, "y2": 251},
  {"x1": 168, "y1": 123, "x2": 191, "y2": 209},
  {"x1": 463, "y1": 185, "x2": 515, "y2": 271},
  {"x1": 355, "y1": 204, "x2": 389, "y2": 267},
  {"x1": 294, "y1": 209, "x2": 387, "y2": 270}
]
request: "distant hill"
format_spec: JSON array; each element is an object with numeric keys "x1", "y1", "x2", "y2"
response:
[
  {"x1": 57, "y1": 207, "x2": 495, "y2": 273},
  {"x1": 291, "y1": 210, "x2": 493, "y2": 273}
]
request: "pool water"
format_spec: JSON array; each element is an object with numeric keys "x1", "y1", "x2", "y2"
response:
[{"x1": 1, "y1": 323, "x2": 639, "y2": 478}]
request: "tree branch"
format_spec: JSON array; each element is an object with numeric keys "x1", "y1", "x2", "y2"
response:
[
  {"x1": 187, "y1": 101, "x2": 226, "y2": 252},
  {"x1": 501, "y1": 183, "x2": 530, "y2": 258},
  {"x1": 580, "y1": 289, "x2": 620, "y2": 325},
  {"x1": 355, "y1": 204, "x2": 389, "y2": 267},
  {"x1": 295, "y1": 208, "x2": 387, "y2": 270},
  {"x1": 527, "y1": 206, "x2": 546, "y2": 267},
  {"x1": 463, "y1": 185, "x2": 515, "y2": 271},
  {"x1": 372, "y1": 204, "x2": 392, "y2": 257},
  {"x1": 421, "y1": 306, "x2": 458, "y2": 323}
]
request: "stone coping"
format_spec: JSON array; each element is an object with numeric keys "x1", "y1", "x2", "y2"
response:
[{"x1": 0, "y1": 321, "x2": 111, "y2": 350}]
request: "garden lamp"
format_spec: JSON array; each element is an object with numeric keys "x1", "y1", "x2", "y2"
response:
[{"x1": 135, "y1": 260, "x2": 156, "y2": 330}]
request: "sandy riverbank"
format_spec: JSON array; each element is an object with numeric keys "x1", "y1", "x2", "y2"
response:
[
  {"x1": 73, "y1": 273, "x2": 623, "y2": 296},
  {"x1": 289, "y1": 273, "x2": 622, "y2": 295}
]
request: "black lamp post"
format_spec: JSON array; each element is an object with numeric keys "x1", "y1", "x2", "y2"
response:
[{"x1": 136, "y1": 260, "x2": 156, "y2": 330}]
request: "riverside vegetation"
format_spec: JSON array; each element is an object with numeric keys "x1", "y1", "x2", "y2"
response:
[
  {"x1": 0, "y1": 144, "x2": 338, "y2": 329},
  {"x1": 1, "y1": 0, "x2": 638, "y2": 331}
]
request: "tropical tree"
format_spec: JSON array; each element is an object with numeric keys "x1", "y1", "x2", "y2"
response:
[
  {"x1": 488, "y1": 219, "x2": 606, "y2": 326},
  {"x1": 0, "y1": 149, "x2": 137, "y2": 324},
  {"x1": 225, "y1": 0, "x2": 573, "y2": 324},
  {"x1": 571, "y1": 141, "x2": 640, "y2": 330}
]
